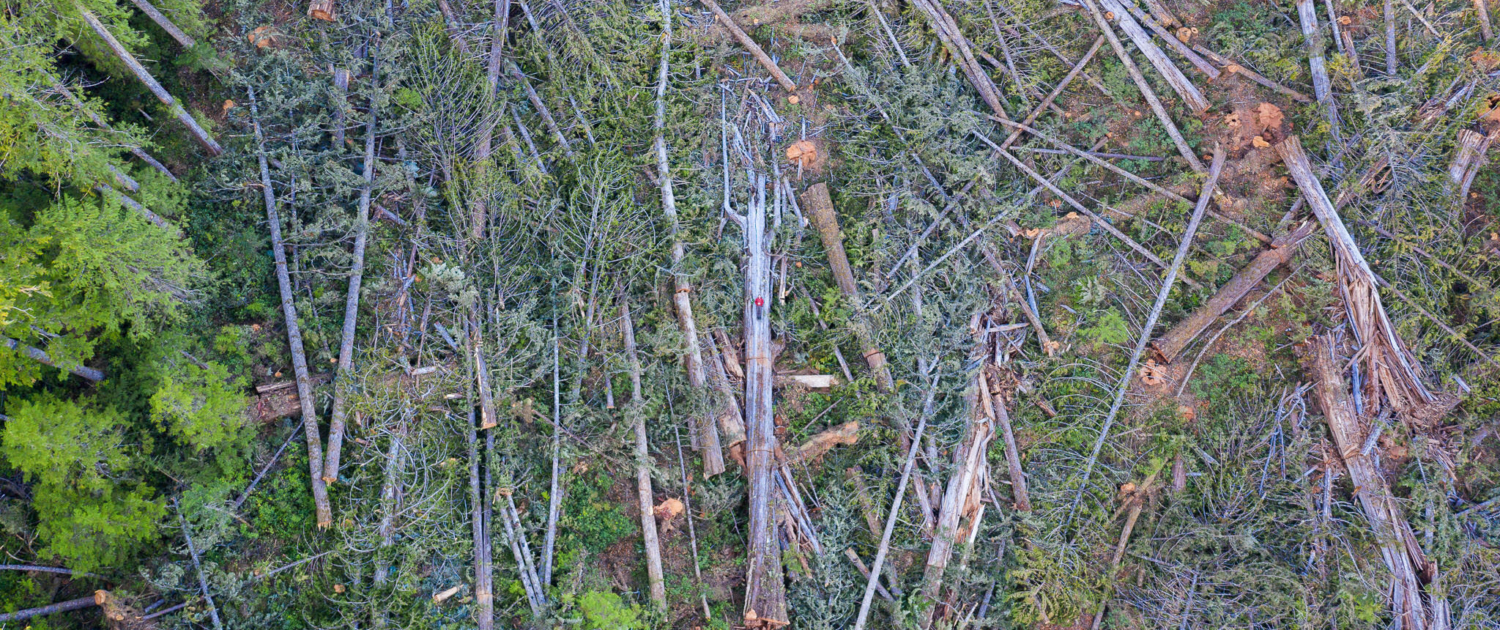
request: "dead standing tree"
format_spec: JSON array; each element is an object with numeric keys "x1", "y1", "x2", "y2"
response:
[{"x1": 249, "y1": 88, "x2": 334, "y2": 529}]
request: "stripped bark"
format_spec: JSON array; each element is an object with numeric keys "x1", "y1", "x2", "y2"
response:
[
  {"x1": 801, "y1": 183, "x2": 894, "y2": 390},
  {"x1": 657, "y1": 0, "x2": 725, "y2": 477},
  {"x1": 1152, "y1": 221, "x2": 1316, "y2": 363},
  {"x1": 3, "y1": 337, "x2": 105, "y2": 381},
  {"x1": 621, "y1": 301, "x2": 667, "y2": 610},
  {"x1": 1276, "y1": 136, "x2": 1446, "y2": 419},
  {"x1": 1076, "y1": 0, "x2": 1203, "y2": 171},
  {"x1": 910, "y1": 0, "x2": 1010, "y2": 120},
  {"x1": 741, "y1": 174, "x2": 788, "y2": 628},
  {"x1": 250, "y1": 88, "x2": 333, "y2": 529},
  {"x1": 700, "y1": 0, "x2": 797, "y2": 92},
  {"x1": 324, "y1": 50, "x2": 381, "y2": 484},
  {"x1": 1098, "y1": 0, "x2": 1210, "y2": 112},
  {"x1": 77, "y1": 7, "x2": 221, "y2": 155},
  {"x1": 1305, "y1": 336, "x2": 1445, "y2": 630},
  {"x1": 129, "y1": 0, "x2": 195, "y2": 48},
  {"x1": 1295, "y1": 0, "x2": 1342, "y2": 139},
  {"x1": 1449, "y1": 129, "x2": 1491, "y2": 201}
]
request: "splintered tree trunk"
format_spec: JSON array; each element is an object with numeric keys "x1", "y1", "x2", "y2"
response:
[
  {"x1": 742, "y1": 174, "x2": 788, "y2": 628},
  {"x1": 1098, "y1": 0, "x2": 1210, "y2": 112},
  {"x1": 1276, "y1": 136, "x2": 1443, "y2": 418},
  {"x1": 1152, "y1": 222, "x2": 1316, "y2": 363},
  {"x1": 1295, "y1": 0, "x2": 1342, "y2": 138},
  {"x1": 3, "y1": 337, "x2": 105, "y2": 381},
  {"x1": 324, "y1": 54, "x2": 380, "y2": 485},
  {"x1": 250, "y1": 88, "x2": 333, "y2": 529},
  {"x1": 800, "y1": 183, "x2": 894, "y2": 391},
  {"x1": 77, "y1": 7, "x2": 221, "y2": 155},
  {"x1": 308, "y1": 0, "x2": 335, "y2": 21},
  {"x1": 909, "y1": 0, "x2": 1010, "y2": 120},
  {"x1": 1305, "y1": 336, "x2": 1441, "y2": 630},
  {"x1": 621, "y1": 302, "x2": 668, "y2": 611},
  {"x1": 656, "y1": 0, "x2": 725, "y2": 478},
  {"x1": 1449, "y1": 129, "x2": 1491, "y2": 199},
  {"x1": 706, "y1": 332, "x2": 750, "y2": 466}
]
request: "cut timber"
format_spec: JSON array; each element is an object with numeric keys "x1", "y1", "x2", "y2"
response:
[
  {"x1": 1152, "y1": 221, "x2": 1316, "y2": 363},
  {"x1": 1113, "y1": 0, "x2": 1217, "y2": 79},
  {"x1": 1098, "y1": 0, "x2": 1210, "y2": 112},
  {"x1": 1276, "y1": 136, "x2": 1444, "y2": 420},
  {"x1": 1305, "y1": 336, "x2": 1445, "y2": 630},
  {"x1": 77, "y1": 7, "x2": 221, "y2": 155},
  {"x1": 1294, "y1": 0, "x2": 1342, "y2": 138},
  {"x1": 699, "y1": 0, "x2": 797, "y2": 92},
  {"x1": 775, "y1": 373, "x2": 840, "y2": 389},
  {"x1": 787, "y1": 421, "x2": 860, "y2": 465},
  {"x1": 0, "y1": 591, "x2": 107, "y2": 623},
  {"x1": 308, "y1": 0, "x2": 335, "y2": 21},
  {"x1": 800, "y1": 183, "x2": 894, "y2": 391},
  {"x1": 128, "y1": 0, "x2": 195, "y2": 48},
  {"x1": 741, "y1": 174, "x2": 788, "y2": 628},
  {"x1": 982, "y1": 367, "x2": 1030, "y2": 511},
  {"x1": 657, "y1": 2, "x2": 725, "y2": 478},
  {"x1": 910, "y1": 0, "x2": 1010, "y2": 120},
  {"x1": 621, "y1": 302, "x2": 667, "y2": 611},
  {"x1": 1076, "y1": 0, "x2": 1203, "y2": 171},
  {"x1": 250, "y1": 88, "x2": 332, "y2": 529},
  {"x1": 3, "y1": 337, "x2": 105, "y2": 382}
]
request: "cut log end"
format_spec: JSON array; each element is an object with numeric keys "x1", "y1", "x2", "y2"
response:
[{"x1": 307, "y1": 0, "x2": 336, "y2": 21}]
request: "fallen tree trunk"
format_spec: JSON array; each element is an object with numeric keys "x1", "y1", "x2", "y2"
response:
[
  {"x1": 0, "y1": 591, "x2": 107, "y2": 623},
  {"x1": 801, "y1": 183, "x2": 894, "y2": 391},
  {"x1": 910, "y1": 0, "x2": 1010, "y2": 120},
  {"x1": 1294, "y1": 0, "x2": 1342, "y2": 138},
  {"x1": 1190, "y1": 43, "x2": 1311, "y2": 103},
  {"x1": 700, "y1": 0, "x2": 797, "y2": 92},
  {"x1": 1449, "y1": 129, "x2": 1491, "y2": 200},
  {"x1": 1114, "y1": 0, "x2": 1218, "y2": 79},
  {"x1": 705, "y1": 332, "x2": 749, "y2": 466},
  {"x1": 129, "y1": 0, "x2": 195, "y2": 48},
  {"x1": 982, "y1": 366, "x2": 1030, "y2": 511},
  {"x1": 741, "y1": 174, "x2": 788, "y2": 628},
  {"x1": 1276, "y1": 136, "x2": 1444, "y2": 420},
  {"x1": 1152, "y1": 221, "x2": 1316, "y2": 363},
  {"x1": 324, "y1": 48, "x2": 381, "y2": 484},
  {"x1": 1098, "y1": 0, "x2": 1210, "y2": 112},
  {"x1": 3, "y1": 337, "x2": 105, "y2": 381},
  {"x1": 1305, "y1": 335, "x2": 1444, "y2": 630},
  {"x1": 77, "y1": 7, "x2": 221, "y2": 155},
  {"x1": 174, "y1": 498, "x2": 225, "y2": 630},
  {"x1": 249, "y1": 88, "x2": 333, "y2": 529},
  {"x1": 622, "y1": 301, "x2": 668, "y2": 611},
  {"x1": 51, "y1": 80, "x2": 178, "y2": 181}
]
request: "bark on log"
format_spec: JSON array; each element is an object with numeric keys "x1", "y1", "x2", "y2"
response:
[
  {"x1": 1113, "y1": 0, "x2": 1217, "y2": 78},
  {"x1": 1276, "y1": 136, "x2": 1442, "y2": 419},
  {"x1": 129, "y1": 0, "x2": 195, "y2": 48},
  {"x1": 506, "y1": 60, "x2": 574, "y2": 157},
  {"x1": 174, "y1": 498, "x2": 224, "y2": 630},
  {"x1": 981, "y1": 368, "x2": 1030, "y2": 511},
  {"x1": 3, "y1": 337, "x2": 105, "y2": 381},
  {"x1": 1152, "y1": 221, "x2": 1316, "y2": 363},
  {"x1": 657, "y1": 3, "x2": 725, "y2": 478},
  {"x1": 699, "y1": 0, "x2": 797, "y2": 92},
  {"x1": 1475, "y1": 0, "x2": 1495, "y2": 41},
  {"x1": 910, "y1": 0, "x2": 1011, "y2": 121},
  {"x1": 0, "y1": 591, "x2": 106, "y2": 623},
  {"x1": 621, "y1": 302, "x2": 668, "y2": 610},
  {"x1": 1305, "y1": 336, "x2": 1443, "y2": 630},
  {"x1": 1295, "y1": 0, "x2": 1342, "y2": 138},
  {"x1": 1098, "y1": 0, "x2": 1210, "y2": 112},
  {"x1": 706, "y1": 332, "x2": 749, "y2": 465},
  {"x1": 54, "y1": 79, "x2": 179, "y2": 181},
  {"x1": 249, "y1": 88, "x2": 333, "y2": 529},
  {"x1": 741, "y1": 174, "x2": 789, "y2": 628},
  {"x1": 77, "y1": 7, "x2": 221, "y2": 155},
  {"x1": 308, "y1": 0, "x2": 335, "y2": 21},
  {"x1": 801, "y1": 183, "x2": 894, "y2": 391},
  {"x1": 323, "y1": 52, "x2": 380, "y2": 484}
]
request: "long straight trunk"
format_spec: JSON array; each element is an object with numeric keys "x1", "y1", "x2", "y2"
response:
[
  {"x1": 52, "y1": 80, "x2": 177, "y2": 181},
  {"x1": 621, "y1": 301, "x2": 668, "y2": 610},
  {"x1": 249, "y1": 88, "x2": 333, "y2": 529},
  {"x1": 323, "y1": 48, "x2": 380, "y2": 485},
  {"x1": 1113, "y1": 0, "x2": 1218, "y2": 79},
  {"x1": 741, "y1": 174, "x2": 788, "y2": 628},
  {"x1": 470, "y1": 0, "x2": 508, "y2": 240},
  {"x1": 1305, "y1": 336, "x2": 1442, "y2": 630},
  {"x1": 466, "y1": 402, "x2": 492, "y2": 630},
  {"x1": 1294, "y1": 0, "x2": 1342, "y2": 139},
  {"x1": 699, "y1": 0, "x2": 797, "y2": 91},
  {"x1": 77, "y1": 7, "x2": 221, "y2": 155},
  {"x1": 128, "y1": 0, "x2": 195, "y2": 48},
  {"x1": 506, "y1": 60, "x2": 573, "y2": 158},
  {"x1": 982, "y1": 368, "x2": 1029, "y2": 511},
  {"x1": 1152, "y1": 221, "x2": 1316, "y2": 363},
  {"x1": 1097, "y1": 0, "x2": 1210, "y2": 112},
  {"x1": 800, "y1": 183, "x2": 894, "y2": 391},
  {"x1": 0, "y1": 592, "x2": 105, "y2": 623},
  {"x1": 655, "y1": 0, "x2": 725, "y2": 477},
  {"x1": 372, "y1": 422, "x2": 405, "y2": 586},
  {"x1": 909, "y1": 0, "x2": 1010, "y2": 121},
  {"x1": 3, "y1": 337, "x2": 105, "y2": 381}
]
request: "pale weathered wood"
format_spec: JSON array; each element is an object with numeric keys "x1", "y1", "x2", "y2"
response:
[
  {"x1": 1449, "y1": 129, "x2": 1489, "y2": 192},
  {"x1": 1100, "y1": 0, "x2": 1216, "y2": 108},
  {"x1": 249, "y1": 88, "x2": 332, "y2": 529},
  {"x1": 1475, "y1": 0, "x2": 1495, "y2": 41},
  {"x1": 3, "y1": 337, "x2": 105, "y2": 381},
  {"x1": 910, "y1": 0, "x2": 1010, "y2": 120},
  {"x1": 129, "y1": 0, "x2": 195, "y2": 48},
  {"x1": 78, "y1": 7, "x2": 221, "y2": 155},
  {"x1": 621, "y1": 302, "x2": 668, "y2": 610},
  {"x1": 700, "y1": 0, "x2": 797, "y2": 92},
  {"x1": 1295, "y1": 0, "x2": 1342, "y2": 138},
  {"x1": 982, "y1": 368, "x2": 1030, "y2": 511},
  {"x1": 1115, "y1": 0, "x2": 1217, "y2": 78},
  {"x1": 920, "y1": 356, "x2": 996, "y2": 625}
]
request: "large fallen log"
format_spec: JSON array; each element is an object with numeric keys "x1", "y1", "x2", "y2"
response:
[
  {"x1": 800, "y1": 183, "x2": 894, "y2": 391},
  {"x1": 1304, "y1": 335, "x2": 1447, "y2": 630},
  {"x1": 1098, "y1": 0, "x2": 1210, "y2": 112},
  {"x1": 740, "y1": 174, "x2": 788, "y2": 628},
  {"x1": 1276, "y1": 136, "x2": 1446, "y2": 420},
  {"x1": 621, "y1": 301, "x2": 668, "y2": 611},
  {"x1": 1152, "y1": 221, "x2": 1316, "y2": 363},
  {"x1": 910, "y1": 0, "x2": 1011, "y2": 121}
]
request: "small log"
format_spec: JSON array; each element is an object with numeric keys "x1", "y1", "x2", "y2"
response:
[
  {"x1": 372, "y1": 422, "x2": 405, "y2": 586},
  {"x1": 845, "y1": 550, "x2": 895, "y2": 602},
  {"x1": 673, "y1": 425, "x2": 714, "y2": 620},
  {"x1": 506, "y1": 60, "x2": 574, "y2": 157},
  {"x1": 1304, "y1": 336, "x2": 1442, "y2": 629},
  {"x1": 129, "y1": 0, "x2": 196, "y2": 48},
  {"x1": 1152, "y1": 221, "x2": 1316, "y2": 363},
  {"x1": 1476, "y1": 0, "x2": 1495, "y2": 41},
  {"x1": 981, "y1": 369, "x2": 1030, "y2": 511},
  {"x1": 621, "y1": 301, "x2": 668, "y2": 611},
  {"x1": 1098, "y1": 0, "x2": 1212, "y2": 112},
  {"x1": 331, "y1": 67, "x2": 350, "y2": 148},
  {"x1": 700, "y1": 0, "x2": 797, "y2": 92},
  {"x1": 3, "y1": 337, "x2": 105, "y2": 381},
  {"x1": 250, "y1": 89, "x2": 332, "y2": 529},
  {"x1": 1294, "y1": 0, "x2": 1342, "y2": 138},
  {"x1": 1191, "y1": 44, "x2": 1312, "y2": 102},
  {"x1": 174, "y1": 498, "x2": 224, "y2": 630},
  {"x1": 1384, "y1": 0, "x2": 1397, "y2": 74},
  {"x1": 0, "y1": 591, "x2": 107, "y2": 623},
  {"x1": 231, "y1": 426, "x2": 300, "y2": 511},
  {"x1": 846, "y1": 468, "x2": 905, "y2": 596},
  {"x1": 308, "y1": 0, "x2": 335, "y2": 21},
  {"x1": 1089, "y1": 478, "x2": 1154, "y2": 630},
  {"x1": 910, "y1": 0, "x2": 1011, "y2": 120},
  {"x1": 77, "y1": 7, "x2": 221, "y2": 155},
  {"x1": 1077, "y1": 0, "x2": 1204, "y2": 171},
  {"x1": 801, "y1": 183, "x2": 895, "y2": 391}
]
